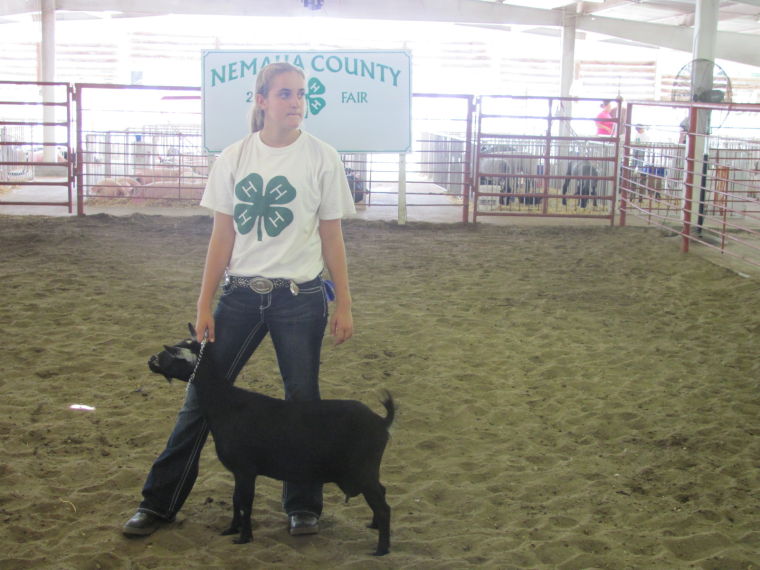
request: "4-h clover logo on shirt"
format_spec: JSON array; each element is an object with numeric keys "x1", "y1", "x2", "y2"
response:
[
  {"x1": 305, "y1": 77, "x2": 326, "y2": 118},
  {"x1": 234, "y1": 173, "x2": 296, "y2": 241}
]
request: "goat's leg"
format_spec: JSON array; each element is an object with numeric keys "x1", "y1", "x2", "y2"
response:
[
  {"x1": 235, "y1": 474, "x2": 255, "y2": 545},
  {"x1": 525, "y1": 176, "x2": 535, "y2": 205},
  {"x1": 222, "y1": 484, "x2": 242, "y2": 537},
  {"x1": 223, "y1": 473, "x2": 255, "y2": 544},
  {"x1": 579, "y1": 180, "x2": 588, "y2": 209},
  {"x1": 561, "y1": 177, "x2": 570, "y2": 205},
  {"x1": 366, "y1": 483, "x2": 384, "y2": 530},
  {"x1": 363, "y1": 482, "x2": 391, "y2": 556}
]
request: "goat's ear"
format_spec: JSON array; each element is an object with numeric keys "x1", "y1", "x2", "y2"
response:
[
  {"x1": 163, "y1": 374, "x2": 173, "y2": 383},
  {"x1": 164, "y1": 345, "x2": 178, "y2": 353},
  {"x1": 188, "y1": 322, "x2": 197, "y2": 338}
]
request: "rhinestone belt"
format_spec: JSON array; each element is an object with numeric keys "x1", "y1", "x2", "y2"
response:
[{"x1": 227, "y1": 275, "x2": 299, "y2": 295}]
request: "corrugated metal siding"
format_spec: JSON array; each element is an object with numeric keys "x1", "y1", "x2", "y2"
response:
[
  {"x1": 0, "y1": 41, "x2": 39, "y2": 81},
  {"x1": 659, "y1": 72, "x2": 760, "y2": 104},
  {"x1": 56, "y1": 42, "x2": 120, "y2": 83},
  {"x1": 498, "y1": 58, "x2": 562, "y2": 95},
  {"x1": 576, "y1": 60, "x2": 658, "y2": 100}
]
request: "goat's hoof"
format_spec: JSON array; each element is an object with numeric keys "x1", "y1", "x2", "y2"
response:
[
  {"x1": 220, "y1": 527, "x2": 238, "y2": 536},
  {"x1": 232, "y1": 534, "x2": 252, "y2": 544},
  {"x1": 373, "y1": 547, "x2": 390, "y2": 556}
]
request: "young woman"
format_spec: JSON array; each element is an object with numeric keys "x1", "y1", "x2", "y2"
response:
[{"x1": 124, "y1": 62, "x2": 356, "y2": 538}]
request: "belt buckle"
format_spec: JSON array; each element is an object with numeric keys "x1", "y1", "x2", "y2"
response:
[{"x1": 249, "y1": 277, "x2": 273, "y2": 294}]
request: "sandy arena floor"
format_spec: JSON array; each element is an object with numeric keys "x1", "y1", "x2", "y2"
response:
[{"x1": 1, "y1": 213, "x2": 759, "y2": 569}]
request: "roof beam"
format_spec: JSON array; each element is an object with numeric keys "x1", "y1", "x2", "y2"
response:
[
  {"x1": 714, "y1": 29, "x2": 760, "y2": 66},
  {"x1": 0, "y1": 0, "x2": 39, "y2": 17},
  {"x1": 3, "y1": 0, "x2": 758, "y2": 67},
  {"x1": 577, "y1": 14, "x2": 693, "y2": 50},
  {"x1": 27, "y1": 0, "x2": 563, "y2": 26},
  {"x1": 577, "y1": 13, "x2": 760, "y2": 66}
]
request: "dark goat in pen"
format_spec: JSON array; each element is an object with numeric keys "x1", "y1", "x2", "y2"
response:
[
  {"x1": 479, "y1": 156, "x2": 512, "y2": 205},
  {"x1": 148, "y1": 324, "x2": 395, "y2": 556},
  {"x1": 562, "y1": 161, "x2": 599, "y2": 208}
]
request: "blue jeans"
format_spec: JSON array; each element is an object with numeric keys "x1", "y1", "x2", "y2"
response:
[{"x1": 138, "y1": 276, "x2": 328, "y2": 521}]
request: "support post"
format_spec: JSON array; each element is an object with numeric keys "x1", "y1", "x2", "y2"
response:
[
  {"x1": 688, "y1": 0, "x2": 719, "y2": 236},
  {"x1": 398, "y1": 152, "x2": 407, "y2": 225},
  {"x1": 558, "y1": 7, "x2": 576, "y2": 158},
  {"x1": 559, "y1": 7, "x2": 576, "y2": 106},
  {"x1": 75, "y1": 85, "x2": 84, "y2": 216},
  {"x1": 41, "y1": 0, "x2": 56, "y2": 164}
]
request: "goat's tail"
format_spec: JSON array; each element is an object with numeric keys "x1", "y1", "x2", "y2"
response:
[{"x1": 380, "y1": 390, "x2": 395, "y2": 429}]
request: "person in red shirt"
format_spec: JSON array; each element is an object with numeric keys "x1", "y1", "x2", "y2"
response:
[{"x1": 596, "y1": 100, "x2": 616, "y2": 136}]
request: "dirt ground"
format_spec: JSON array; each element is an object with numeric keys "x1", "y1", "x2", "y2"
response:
[{"x1": 1, "y1": 213, "x2": 759, "y2": 569}]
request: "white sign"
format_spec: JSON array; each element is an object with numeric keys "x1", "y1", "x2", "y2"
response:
[{"x1": 202, "y1": 50, "x2": 412, "y2": 154}]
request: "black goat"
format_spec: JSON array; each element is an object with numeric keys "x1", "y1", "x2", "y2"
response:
[
  {"x1": 561, "y1": 161, "x2": 599, "y2": 208},
  {"x1": 148, "y1": 324, "x2": 395, "y2": 556}
]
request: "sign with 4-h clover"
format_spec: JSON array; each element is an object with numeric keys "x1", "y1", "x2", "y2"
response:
[
  {"x1": 306, "y1": 77, "x2": 326, "y2": 118},
  {"x1": 202, "y1": 50, "x2": 411, "y2": 153},
  {"x1": 234, "y1": 173, "x2": 296, "y2": 241}
]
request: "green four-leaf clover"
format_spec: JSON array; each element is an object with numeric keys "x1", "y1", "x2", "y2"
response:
[
  {"x1": 234, "y1": 174, "x2": 296, "y2": 241},
  {"x1": 306, "y1": 77, "x2": 326, "y2": 118}
]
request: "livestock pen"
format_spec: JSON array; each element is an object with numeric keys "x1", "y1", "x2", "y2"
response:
[
  {"x1": 621, "y1": 100, "x2": 760, "y2": 275},
  {"x1": 473, "y1": 95, "x2": 622, "y2": 223},
  {"x1": 71, "y1": 85, "x2": 475, "y2": 221},
  {"x1": 4, "y1": 80, "x2": 760, "y2": 272},
  {"x1": 74, "y1": 83, "x2": 207, "y2": 208},
  {"x1": 0, "y1": 80, "x2": 73, "y2": 211}
]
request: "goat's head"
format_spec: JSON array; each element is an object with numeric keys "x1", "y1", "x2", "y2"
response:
[{"x1": 148, "y1": 323, "x2": 202, "y2": 383}]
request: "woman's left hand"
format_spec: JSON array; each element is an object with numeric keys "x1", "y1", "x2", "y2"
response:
[{"x1": 330, "y1": 303, "x2": 353, "y2": 345}]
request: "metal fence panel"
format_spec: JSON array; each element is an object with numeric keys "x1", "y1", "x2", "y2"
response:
[
  {"x1": 473, "y1": 95, "x2": 621, "y2": 223},
  {"x1": 73, "y1": 87, "x2": 475, "y2": 222},
  {"x1": 74, "y1": 83, "x2": 205, "y2": 215},
  {"x1": 6, "y1": 79, "x2": 760, "y2": 271},
  {"x1": 621, "y1": 100, "x2": 760, "y2": 273},
  {"x1": 342, "y1": 93, "x2": 473, "y2": 223},
  {"x1": 0, "y1": 80, "x2": 73, "y2": 212}
]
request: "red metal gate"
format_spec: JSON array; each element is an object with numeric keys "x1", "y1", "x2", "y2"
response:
[
  {"x1": 621, "y1": 100, "x2": 760, "y2": 272},
  {"x1": 339, "y1": 93, "x2": 475, "y2": 223},
  {"x1": 472, "y1": 95, "x2": 622, "y2": 223},
  {"x1": 71, "y1": 87, "x2": 476, "y2": 223},
  {"x1": 73, "y1": 83, "x2": 204, "y2": 216},
  {"x1": 0, "y1": 80, "x2": 73, "y2": 212}
]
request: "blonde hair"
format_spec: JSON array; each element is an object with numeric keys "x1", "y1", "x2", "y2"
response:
[{"x1": 250, "y1": 62, "x2": 306, "y2": 133}]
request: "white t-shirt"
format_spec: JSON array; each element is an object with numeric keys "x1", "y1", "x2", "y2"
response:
[{"x1": 200, "y1": 131, "x2": 356, "y2": 282}]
